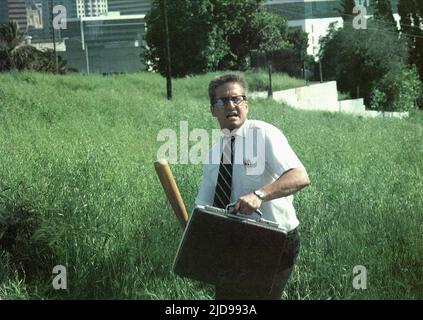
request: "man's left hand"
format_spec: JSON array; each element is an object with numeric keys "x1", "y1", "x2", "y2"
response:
[{"x1": 234, "y1": 193, "x2": 262, "y2": 215}]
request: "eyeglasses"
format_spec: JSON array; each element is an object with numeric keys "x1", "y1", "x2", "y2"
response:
[{"x1": 213, "y1": 95, "x2": 247, "y2": 109}]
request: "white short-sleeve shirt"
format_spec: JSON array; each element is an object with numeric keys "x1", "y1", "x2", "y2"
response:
[{"x1": 194, "y1": 119, "x2": 304, "y2": 233}]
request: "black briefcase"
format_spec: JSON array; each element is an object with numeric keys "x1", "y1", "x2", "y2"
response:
[{"x1": 173, "y1": 205, "x2": 288, "y2": 292}]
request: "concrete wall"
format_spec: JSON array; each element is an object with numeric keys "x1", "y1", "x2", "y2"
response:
[
  {"x1": 273, "y1": 88, "x2": 297, "y2": 107},
  {"x1": 294, "y1": 81, "x2": 339, "y2": 112},
  {"x1": 339, "y1": 99, "x2": 366, "y2": 114},
  {"x1": 249, "y1": 92, "x2": 268, "y2": 99},
  {"x1": 250, "y1": 81, "x2": 339, "y2": 112},
  {"x1": 358, "y1": 110, "x2": 409, "y2": 119},
  {"x1": 250, "y1": 81, "x2": 409, "y2": 119}
]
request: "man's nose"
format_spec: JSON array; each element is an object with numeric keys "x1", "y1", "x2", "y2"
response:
[{"x1": 225, "y1": 100, "x2": 236, "y2": 109}]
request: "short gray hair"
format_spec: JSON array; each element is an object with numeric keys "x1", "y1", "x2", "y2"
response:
[{"x1": 208, "y1": 73, "x2": 248, "y2": 105}]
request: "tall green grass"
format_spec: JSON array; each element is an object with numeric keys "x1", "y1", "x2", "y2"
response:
[
  {"x1": 245, "y1": 69, "x2": 306, "y2": 91},
  {"x1": 0, "y1": 71, "x2": 422, "y2": 299}
]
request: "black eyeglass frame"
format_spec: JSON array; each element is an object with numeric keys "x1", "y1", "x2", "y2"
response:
[{"x1": 213, "y1": 95, "x2": 247, "y2": 109}]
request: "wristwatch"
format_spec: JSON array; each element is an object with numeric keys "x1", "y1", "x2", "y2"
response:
[{"x1": 253, "y1": 189, "x2": 265, "y2": 201}]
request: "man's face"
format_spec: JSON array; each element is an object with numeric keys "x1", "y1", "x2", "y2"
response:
[{"x1": 211, "y1": 82, "x2": 249, "y2": 131}]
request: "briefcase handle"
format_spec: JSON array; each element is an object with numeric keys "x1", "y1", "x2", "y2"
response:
[{"x1": 225, "y1": 202, "x2": 263, "y2": 218}]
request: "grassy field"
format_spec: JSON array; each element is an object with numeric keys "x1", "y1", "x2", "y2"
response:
[{"x1": 0, "y1": 71, "x2": 422, "y2": 300}]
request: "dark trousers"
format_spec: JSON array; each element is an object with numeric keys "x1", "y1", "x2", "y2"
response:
[{"x1": 214, "y1": 229, "x2": 300, "y2": 300}]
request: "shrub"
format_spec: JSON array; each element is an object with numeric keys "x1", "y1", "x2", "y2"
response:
[
  {"x1": 319, "y1": 21, "x2": 409, "y2": 106},
  {"x1": 371, "y1": 64, "x2": 421, "y2": 112},
  {"x1": 0, "y1": 188, "x2": 56, "y2": 281}
]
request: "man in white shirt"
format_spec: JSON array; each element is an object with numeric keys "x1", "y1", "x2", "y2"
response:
[{"x1": 195, "y1": 74, "x2": 310, "y2": 299}]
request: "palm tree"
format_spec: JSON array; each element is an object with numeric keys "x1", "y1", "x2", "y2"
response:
[
  {"x1": 0, "y1": 20, "x2": 26, "y2": 70},
  {"x1": 0, "y1": 21, "x2": 66, "y2": 73}
]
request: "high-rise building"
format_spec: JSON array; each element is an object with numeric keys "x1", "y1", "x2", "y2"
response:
[
  {"x1": 0, "y1": 0, "x2": 27, "y2": 31},
  {"x1": 107, "y1": 0, "x2": 150, "y2": 16},
  {"x1": 63, "y1": 13, "x2": 146, "y2": 74},
  {"x1": 26, "y1": 0, "x2": 68, "y2": 42},
  {"x1": 59, "y1": 0, "x2": 78, "y2": 19},
  {"x1": 0, "y1": 1, "x2": 9, "y2": 24},
  {"x1": 25, "y1": 0, "x2": 104, "y2": 41},
  {"x1": 27, "y1": 1, "x2": 43, "y2": 29},
  {"x1": 75, "y1": 0, "x2": 107, "y2": 18}
]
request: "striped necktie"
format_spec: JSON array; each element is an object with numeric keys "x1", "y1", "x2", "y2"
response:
[{"x1": 213, "y1": 136, "x2": 235, "y2": 209}]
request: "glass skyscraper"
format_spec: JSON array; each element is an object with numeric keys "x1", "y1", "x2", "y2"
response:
[
  {"x1": 0, "y1": 0, "x2": 27, "y2": 31},
  {"x1": 0, "y1": 0, "x2": 9, "y2": 24},
  {"x1": 107, "y1": 0, "x2": 151, "y2": 16}
]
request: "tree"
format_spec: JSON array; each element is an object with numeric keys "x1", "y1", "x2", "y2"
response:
[
  {"x1": 144, "y1": 0, "x2": 212, "y2": 77},
  {"x1": 398, "y1": 0, "x2": 423, "y2": 108},
  {"x1": 144, "y1": 0, "x2": 292, "y2": 77},
  {"x1": 252, "y1": 27, "x2": 310, "y2": 78},
  {"x1": 249, "y1": 10, "x2": 290, "y2": 96},
  {"x1": 318, "y1": 20, "x2": 415, "y2": 110},
  {"x1": 398, "y1": 0, "x2": 423, "y2": 78},
  {"x1": 209, "y1": 0, "x2": 289, "y2": 71},
  {"x1": 0, "y1": 21, "x2": 25, "y2": 70},
  {"x1": 286, "y1": 28, "x2": 308, "y2": 60},
  {"x1": 337, "y1": 0, "x2": 357, "y2": 22},
  {"x1": 287, "y1": 27, "x2": 312, "y2": 76},
  {"x1": 371, "y1": 63, "x2": 421, "y2": 111},
  {"x1": 0, "y1": 21, "x2": 66, "y2": 73},
  {"x1": 372, "y1": 0, "x2": 397, "y2": 29}
]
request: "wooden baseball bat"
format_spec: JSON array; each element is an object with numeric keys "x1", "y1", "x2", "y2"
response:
[{"x1": 154, "y1": 159, "x2": 189, "y2": 229}]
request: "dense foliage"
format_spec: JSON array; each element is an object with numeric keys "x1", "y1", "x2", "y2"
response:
[
  {"x1": 0, "y1": 21, "x2": 66, "y2": 74},
  {"x1": 144, "y1": 0, "x2": 307, "y2": 77},
  {"x1": 319, "y1": 16, "x2": 421, "y2": 110},
  {"x1": 398, "y1": 0, "x2": 423, "y2": 107}
]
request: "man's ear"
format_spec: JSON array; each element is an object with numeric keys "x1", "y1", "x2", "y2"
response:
[{"x1": 210, "y1": 104, "x2": 216, "y2": 117}]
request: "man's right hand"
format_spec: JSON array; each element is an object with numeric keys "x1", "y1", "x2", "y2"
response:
[{"x1": 233, "y1": 193, "x2": 262, "y2": 215}]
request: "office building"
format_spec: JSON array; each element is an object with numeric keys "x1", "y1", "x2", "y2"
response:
[
  {"x1": 0, "y1": 1, "x2": 9, "y2": 23},
  {"x1": 107, "y1": 0, "x2": 150, "y2": 16},
  {"x1": 0, "y1": 0, "x2": 27, "y2": 31},
  {"x1": 63, "y1": 14, "x2": 146, "y2": 73},
  {"x1": 26, "y1": 1, "x2": 43, "y2": 29},
  {"x1": 75, "y1": 0, "x2": 108, "y2": 18}
]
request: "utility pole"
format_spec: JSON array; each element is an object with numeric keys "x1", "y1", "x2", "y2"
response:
[
  {"x1": 303, "y1": 60, "x2": 307, "y2": 85},
  {"x1": 85, "y1": 44, "x2": 90, "y2": 74},
  {"x1": 267, "y1": 58, "x2": 273, "y2": 98},
  {"x1": 80, "y1": 19, "x2": 90, "y2": 75},
  {"x1": 163, "y1": 0, "x2": 172, "y2": 100},
  {"x1": 49, "y1": 0, "x2": 59, "y2": 73}
]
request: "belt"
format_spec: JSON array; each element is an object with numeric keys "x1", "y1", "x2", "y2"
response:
[{"x1": 286, "y1": 228, "x2": 298, "y2": 237}]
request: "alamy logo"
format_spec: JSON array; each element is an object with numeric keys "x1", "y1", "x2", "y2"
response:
[
  {"x1": 52, "y1": 265, "x2": 67, "y2": 290},
  {"x1": 352, "y1": 1, "x2": 370, "y2": 30},
  {"x1": 353, "y1": 5, "x2": 368, "y2": 30},
  {"x1": 156, "y1": 121, "x2": 266, "y2": 175},
  {"x1": 53, "y1": 5, "x2": 67, "y2": 30},
  {"x1": 353, "y1": 265, "x2": 367, "y2": 289}
]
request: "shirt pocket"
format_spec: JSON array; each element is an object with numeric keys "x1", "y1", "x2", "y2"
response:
[{"x1": 241, "y1": 160, "x2": 263, "y2": 192}]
